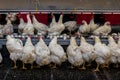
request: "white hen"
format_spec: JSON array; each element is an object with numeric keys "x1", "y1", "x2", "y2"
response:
[
  {"x1": 67, "y1": 37, "x2": 83, "y2": 69},
  {"x1": 64, "y1": 21, "x2": 77, "y2": 35},
  {"x1": 33, "y1": 15, "x2": 48, "y2": 35},
  {"x1": 79, "y1": 36, "x2": 96, "y2": 69},
  {"x1": 48, "y1": 14, "x2": 65, "y2": 36},
  {"x1": 93, "y1": 21, "x2": 111, "y2": 35},
  {"x1": 49, "y1": 36, "x2": 67, "y2": 68},
  {"x1": 108, "y1": 36, "x2": 120, "y2": 67},
  {"x1": 18, "y1": 18, "x2": 26, "y2": 34},
  {"x1": 77, "y1": 20, "x2": 90, "y2": 35},
  {"x1": 21, "y1": 37, "x2": 36, "y2": 69},
  {"x1": 3, "y1": 19, "x2": 13, "y2": 35},
  {"x1": 23, "y1": 14, "x2": 34, "y2": 35},
  {"x1": 35, "y1": 38, "x2": 50, "y2": 67},
  {"x1": 94, "y1": 36, "x2": 111, "y2": 71},
  {"x1": 89, "y1": 18, "x2": 99, "y2": 32},
  {"x1": 6, "y1": 35, "x2": 23, "y2": 69},
  {"x1": 6, "y1": 13, "x2": 17, "y2": 22}
]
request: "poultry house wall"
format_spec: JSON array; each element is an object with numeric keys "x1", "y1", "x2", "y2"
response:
[
  {"x1": 104, "y1": 14, "x2": 120, "y2": 25},
  {"x1": 76, "y1": 13, "x2": 120, "y2": 25},
  {"x1": 76, "y1": 13, "x2": 94, "y2": 24}
]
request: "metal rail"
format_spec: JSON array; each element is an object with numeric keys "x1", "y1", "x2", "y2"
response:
[
  {"x1": 0, "y1": 10, "x2": 120, "y2": 14},
  {"x1": 0, "y1": 38, "x2": 109, "y2": 46}
]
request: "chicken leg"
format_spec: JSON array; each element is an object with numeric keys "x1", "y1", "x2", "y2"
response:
[
  {"x1": 70, "y1": 65, "x2": 74, "y2": 69},
  {"x1": 35, "y1": 65, "x2": 41, "y2": 68},
  {"x1": 52, "y1": 63, "x2": 57, "y2": 68},
  {"x1": 87, "y1": 62, "x2": 91, "y2": 67},
  {"x1": 79, "y1": 62, "x2": 86, "y2": 70},
  {"x1": 31, "y1": 63, "x2": 34, "y2": 69},
  {"x1": 0, "y1": 64, "x2": 2, "y2": 67},
  {"x1": 22, "y1": 62, "x2": 27, "y2": 70},
  {"x1": 49, "y1": 63, "x2": 53, "y2": 68},
  {"x1": 102, "y1": 63, "x2": 109, "y2": 68},
  {"x1": 12, "y1": 60, "x2": 17, "y2": 69},
  {"x1": 115, "y1": 63, "x2": 119, "y2": 68},
  {"x1": 94, "y1": 63, "x2": 100, "y2": 72}
]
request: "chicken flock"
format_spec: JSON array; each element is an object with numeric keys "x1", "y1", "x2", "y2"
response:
[
  {"x1": 0, "y1": 13, "x2": 112, "y2": 37},
  {"x1": 4, "y1": 35, "x2": 120, "y2": 72},
  {"x1": 0, "y1": 13, "x2": 119, "y2": 72}
]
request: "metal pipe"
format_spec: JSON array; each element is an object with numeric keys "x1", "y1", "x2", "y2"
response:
[{"x1": 0, "y1": 9, "x2": 120, "y2": 14}]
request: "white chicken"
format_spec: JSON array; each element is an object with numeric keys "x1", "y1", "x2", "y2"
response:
[
  {"x1": 94, "y1": 36, "x2": 111, "y2": 71},
  {"x1": 35, "y1": 38, "x2": 50, "y2": 67},
  {"x1": 6, "y1": 35, "x2": 23, "y2": 69},
  {"x1": 6, "y1": 13, "x2": 17, "y2": 22},
  {"x1": 49, "y1": 13, "x2": 57, "y2": 28},
  {"x1": 18, "y1": 18, "x2": 26, "y2": 34},
  {"x1": 79, "y1": 36, "x2": 96, "y2": 69},
  {"x1": 89, "y1": 18, "x2": 99, "y2": 32},
  {"x1": 23, "y1": 14, "x2": 34, "y2": 35},
  {"x1": 77, "y1": 20, "x2": 90, "y2": 35},
  {"x1": 0, "y1": 52, "x2": 3, "y2": 66},
  {"x1": 64, "y1": 21, "x2": 77, "y2": 35},
  {"x1": 48, "y1": 14, "x2": 65, "y2": 36},
  {"x1": 21, "y1": 37, "x2": 36, "y2": 69},
  {"x1": 108, "y1": 36, "x2": 120, "y2": 67},
  {"x1": 93, "y1": 21, "x2": 111, "y2": 36},
  {"x1": 32, "y1": 15, "x2": 48, "y2": 35},
  {"x1": 3, "y1": 19, "x2": 13, "y2": 35},
  {"x1": 49, "y1": 36, "x2": 67, "y2": 68},
  {"x1": 67, "y1": 37, "x2": 83, "y2": 69}
]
